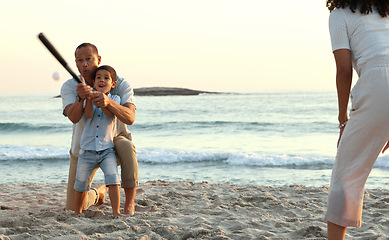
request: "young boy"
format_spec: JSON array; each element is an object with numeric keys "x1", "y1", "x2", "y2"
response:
[{"x1": 74, "y1": 65, "x2": 122, "y2": 217}]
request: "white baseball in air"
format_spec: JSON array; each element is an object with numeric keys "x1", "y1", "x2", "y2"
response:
[{"x1": 52, "y1": 71, "x2": 60, "y2": 81}]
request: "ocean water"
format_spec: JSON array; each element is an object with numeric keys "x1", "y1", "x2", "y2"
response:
[{"x1": 1, "y1": 91, "x2": 389, "y2": 188}]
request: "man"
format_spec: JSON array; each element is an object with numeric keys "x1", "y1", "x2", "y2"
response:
[{"x1": 61, "y1": 43, "x2": 139, "y2": 216}]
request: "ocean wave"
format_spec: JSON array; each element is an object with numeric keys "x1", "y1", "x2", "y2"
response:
[
  {"x1": 4, "y1": 144, "x2": 389, "y2": 169},
  {"x1": 137, "y1": 149, "x2": 389, "y2": 168},
  {"x1": 137, "y1": 148, "x2": 229, "y2": 163},
  {"x1": 131, "y1": 121, "x2": 278, "y2": 135},
  {"x1": 1, "y1": 144, "x2": 332, "y2": 167},
  {"x1": 136, "y1": 148, "x2": 335, "y2": 168},
  {"x1": 225, "y1": 152, "x2": 337, "y2": 168},
  {"x1": 132, "y1": 121, "x2": 335, "y2": 133},
  {"x1": 0, "y1": 145, "x2": 69, "y2": 161},
  {"x1": 0, "y1": 122, "x2": 69, "y2": 133}
]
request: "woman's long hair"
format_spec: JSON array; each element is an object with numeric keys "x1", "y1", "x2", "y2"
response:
[{"x1": 326, "y1": 0, "x2": 389, "y2": 17}]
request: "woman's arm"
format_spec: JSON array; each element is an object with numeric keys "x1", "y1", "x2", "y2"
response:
[{"x1": 333, "y1": 49, "x2": 353, "y2": 145}]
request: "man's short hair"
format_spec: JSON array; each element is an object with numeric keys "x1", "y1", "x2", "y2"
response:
[{"x1": 74, "y1": 43, "x2": 99, "y2": 57}]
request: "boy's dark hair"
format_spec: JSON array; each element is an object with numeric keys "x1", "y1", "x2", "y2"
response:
[
  {"x1": 93, "y1": 65, "x2": 117, "y2": 82},
  {"x1": 327, "y1": 0, "x2": 389, "y2": 17},
  {"x1": 74, "y1": 43, "x2": 99, "y2": 57}
]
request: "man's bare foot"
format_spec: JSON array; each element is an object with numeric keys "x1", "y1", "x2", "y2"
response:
[
  {"x1": 124, "y1": 187, "x2": 136, "y2": 216},
  {"x1": 124, "y1": 204, "x2": 135, "y2": 217},
  {"x1": 95, "y1": 185, "x2": 108, "y2": 206},
  {"x1": 113, "y1": 212, "x2": 125, "y2": 218}
]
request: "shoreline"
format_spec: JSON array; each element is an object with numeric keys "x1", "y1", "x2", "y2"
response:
[{"x1": 0, "y1": 181, "x2": 388, "y2": 239}]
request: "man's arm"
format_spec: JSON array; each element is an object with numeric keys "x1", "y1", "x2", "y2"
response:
[
  {"x1": 84, "y1": 98, "x2": 94, "y2": 119},
  {"x1": 64, "y1": 100, "x2": 85, "y2": 124},
  {"x1": 63, "y1": 82, "x2": 94, "y2": 123},
  {"x1": 107, "y1": 101, "x2": 135, "y2": 125},
  {"x1": 100, "y1": 106, "x2": 114, "y2": 119}
]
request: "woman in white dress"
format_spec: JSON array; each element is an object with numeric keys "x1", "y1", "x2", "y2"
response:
[{"x1": 326, "y1": 1, "x2": 389, "y2": 239}]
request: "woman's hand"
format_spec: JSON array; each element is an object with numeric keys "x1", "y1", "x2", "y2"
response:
[{"x1": 337, "y1": 128, "x2": 345, "y2": 148}]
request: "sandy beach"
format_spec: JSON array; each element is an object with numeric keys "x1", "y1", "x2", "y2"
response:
[{"x1": 0, "y1": 181, "x2": 388, "y2": 239}]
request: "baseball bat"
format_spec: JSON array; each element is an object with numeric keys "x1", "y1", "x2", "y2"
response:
[{"x1": 38, "y1": 32, "x2": 82, "y2": 83}]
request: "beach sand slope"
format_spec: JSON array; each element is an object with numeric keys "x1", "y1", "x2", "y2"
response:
[{"x1": 0, "y1": 181, "x2": 388, "y2": 239}]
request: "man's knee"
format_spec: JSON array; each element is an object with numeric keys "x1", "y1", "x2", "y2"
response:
[
  {"x1": 114, "y1": 136, "x2": 136, "y2": 165},
  {"x1": 114, "y1": 136, "x2": 135, "y2": 151}
]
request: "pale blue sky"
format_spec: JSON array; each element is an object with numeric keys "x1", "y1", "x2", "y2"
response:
[{"x1": 1, "y1": 0, "x2": 340, "y2": 94}]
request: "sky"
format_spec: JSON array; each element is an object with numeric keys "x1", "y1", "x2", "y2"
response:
[{"x1": 1, "y1": 0, "x2": 340, "y2": 94}]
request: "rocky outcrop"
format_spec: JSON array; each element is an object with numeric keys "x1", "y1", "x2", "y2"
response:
[{"x1": 133, "y1": 87, "x2": 218, "y2": 96}]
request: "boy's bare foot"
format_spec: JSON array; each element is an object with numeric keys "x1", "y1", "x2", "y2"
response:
[
  {"x1": 124, "y1": 204, "x2": 135, "y2": 217},
  {"x1": 95, "y1": 185, "x2": 108, "y2": 206}
]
